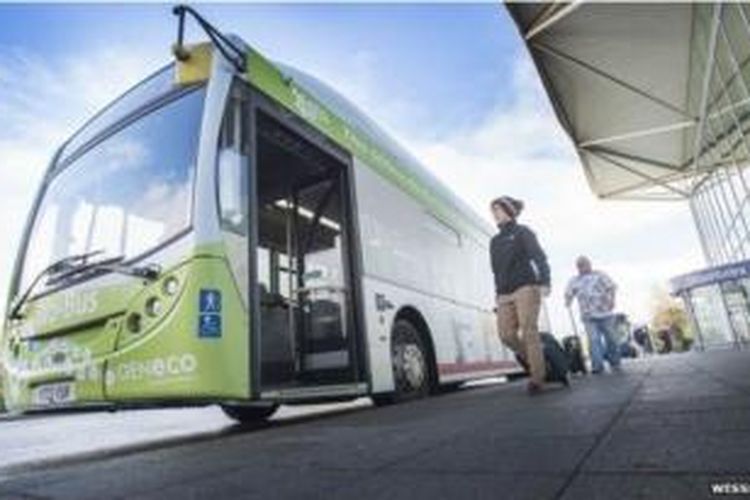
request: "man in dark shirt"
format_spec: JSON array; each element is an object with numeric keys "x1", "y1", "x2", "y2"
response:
[{"x1": 490, "y1": 196, "x2": 551, "y2": 394}]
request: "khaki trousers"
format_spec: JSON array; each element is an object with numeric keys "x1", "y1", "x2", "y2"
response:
[{"x1": 496, "y1": 285, "x2": 546, "y2": 385}]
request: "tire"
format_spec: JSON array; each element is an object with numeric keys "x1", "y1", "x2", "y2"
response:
[
  {"x1": 436, "y1": 382, "x2": 463, "y2": 394},
  {"x1": 506, "y1": 371, "x2": 529, "y2": 382},
  {"x1": 374, "y1": 319, "x2": 433, "y2": 405},
  {"x1": 221, "y1": 403, "x2": 278, "y2": 424}
]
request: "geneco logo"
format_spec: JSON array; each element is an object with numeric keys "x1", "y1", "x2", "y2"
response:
[{"x1": 106, "y1": 353, "x2": 198, "y2": 386}]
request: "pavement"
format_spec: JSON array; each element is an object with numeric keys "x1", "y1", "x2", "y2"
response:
[
  {"x1": 0, "y1": 349, "x2": 749, "y2": 500},
  {"x1": 0, "y1": 400, "x2": 371, "y2": 472}
]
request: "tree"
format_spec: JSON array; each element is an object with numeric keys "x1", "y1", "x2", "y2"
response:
[{"x1": 650, "y1": 287, "x2": 692, "y2": 352}]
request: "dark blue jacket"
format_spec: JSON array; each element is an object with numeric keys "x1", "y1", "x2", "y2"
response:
[{"x1": 490, "y1": 221, "x2": 550, "y2": 295}]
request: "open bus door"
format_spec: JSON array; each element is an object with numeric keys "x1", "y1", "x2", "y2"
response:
[{"x1": 242, "y1": 88, "x2": 367, "y2": 401}]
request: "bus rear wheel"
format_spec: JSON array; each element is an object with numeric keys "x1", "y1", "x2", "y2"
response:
[
  {"x1": 221, "y1": 403, "x2": 278, "y2": 424},
  {"x1": 375, "y1": 319, "x2": 432, "y2": 405}
]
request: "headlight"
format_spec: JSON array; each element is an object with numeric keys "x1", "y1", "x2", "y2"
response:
[
  {"x1": 163, "y1": 276, "x2": 180, "y2": 296},
  {"x1": 145, "y1": 297, "x2": 163, "y2": 317},
  {"x1": 126, "y1": 313, "x2": 142, "y2": 334}
]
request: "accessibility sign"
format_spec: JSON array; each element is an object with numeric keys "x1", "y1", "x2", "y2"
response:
[
  {"x1": 199, "y1": 289, "x2": 222, "y2": 313},
  {"x1": 198, "y1": 289, "x2": 222, "y2": 338}
]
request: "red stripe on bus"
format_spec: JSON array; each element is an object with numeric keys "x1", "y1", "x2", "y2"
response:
[{"x1": 437, "y1": 360, "x2": 518, "y2": 375}]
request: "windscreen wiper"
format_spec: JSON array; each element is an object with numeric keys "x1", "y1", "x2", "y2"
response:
[
  {"x1": 57, "y1": 257, "x2": 161, "y2": 283},
  {"x1": 8, "y1": 249, "x2": 105, "y2": 320},
  {"x1": 9, "y1": 252, "x2": 161, "y2": 320}
]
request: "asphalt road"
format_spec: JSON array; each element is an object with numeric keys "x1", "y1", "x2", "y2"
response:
[{"x1": 0, "y1": 351, "x2": 749, "y2": 499}]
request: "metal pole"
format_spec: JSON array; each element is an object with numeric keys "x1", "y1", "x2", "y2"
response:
[
  {"x1": 690, "y1": 194, "x2": 712, "y2": 263},
  {"x1": 696, "y1": 188, "x2": 722, "y2": 265},
  {"x1": 704, "y1": 175, "x2": 733, "y2": 263},
  {"x1": 692, "y1": 3, "x2": 723, "y2": 176},
  {"x1": 567, "y1": 305, "x2": 580, "y2": 337},
  {"x1": 703, "y1": 116, "x2": 749, "y2": 260},
  {"x1": 702, "y1": 56, "x2": 750, "y2": 243},
  {"x1": 699, "y1": 184, "x2": 726, "y2": 265},
  {"x1": 712, "y1": 170, "x2": 738, "y2": 262},
  {"x1": 525, "y1": 3, "x2": 581, "y2": 41},
  {"x1": 710, "y1": 34, "x2": 750, "y2": 196},
  {"x1": 715, "y1": 21, "x2": 750, "y2": 226},
  {"x1": 718, "y1": 281, "x2": 743, "y2": 350}
]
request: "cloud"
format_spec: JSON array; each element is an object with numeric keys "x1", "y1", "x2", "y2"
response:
[
  {"x1": 408, "y1": 56, "x2": 703, "y2": 329},
  {"x1": 310, "y1": 52, "x2": 703, "y2": 329},
  {"x1": 0, "y1": 45, "x2": 159, "y2": 306},
  {"x1": 0, "y1": 38, "x2": 704, "y2": 334}
]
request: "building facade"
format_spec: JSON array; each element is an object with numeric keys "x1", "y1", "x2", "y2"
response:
[{"x1": 508, "y1": 3, "x2": 750, "y2": 349}]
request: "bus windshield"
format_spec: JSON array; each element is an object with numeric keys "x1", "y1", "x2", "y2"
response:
[{"x1": 18, "y1": 87, "x2": 206, "y2": 294}]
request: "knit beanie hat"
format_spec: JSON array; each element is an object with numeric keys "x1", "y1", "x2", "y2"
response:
[{"x1": 491, "y1": 196, "x2": 524, "y2": 219}]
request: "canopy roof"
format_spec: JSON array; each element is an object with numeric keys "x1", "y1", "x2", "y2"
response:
[{"x1": 506, "y1": 3, "x2": 744, "y2": 200}]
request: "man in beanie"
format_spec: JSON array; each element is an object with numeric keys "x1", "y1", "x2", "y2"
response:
[{"x1": 490, "y1": 196, "x2": 551, "y2": 394}]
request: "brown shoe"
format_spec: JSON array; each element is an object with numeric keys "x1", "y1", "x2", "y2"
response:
[{"x1": 527, "y1": 381, "x2": 544, "y2": 396}]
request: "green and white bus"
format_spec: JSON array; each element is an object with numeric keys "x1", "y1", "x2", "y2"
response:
[{"x1": 2, "y1": 8, "x2": 520, "y2": 422}]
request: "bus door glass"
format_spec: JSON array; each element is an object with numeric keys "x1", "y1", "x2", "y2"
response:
[
  {"x1": 292, "y1": 177, "x2": 350, "y2": 376},
  {"x1": 217, "y1": 86, "x2": 251, "y2": 305},
  {"x1": 254, "y1": 106, "x2": 359, "y2": 389}
]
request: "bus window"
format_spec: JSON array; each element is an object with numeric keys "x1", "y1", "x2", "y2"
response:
[
  {"x1": 89, "y1": 205, "x2": 126, "y2": 257},
  {"x1": 217, "y1": 92, "x2": 248, "y2": 235},
  {"x1": 426, "y1": 212, "x2": 462, "y2": 247},
  {"x1": 217, "y1": 86, "x2": 252, "y2": 307},
  {"x1": 218, "y1": 148, "x2": 246, "y2": 233},
  {"x1": 19, "y1": 88, "x2": 204, "y2": 293},
  {"x1": 257, "y1": 247, "x2": 271, "y2": 292}
]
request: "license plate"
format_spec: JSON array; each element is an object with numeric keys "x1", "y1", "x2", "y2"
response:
[{"x1": 32, "y1": 382, "x2": 76, "y2": 407}]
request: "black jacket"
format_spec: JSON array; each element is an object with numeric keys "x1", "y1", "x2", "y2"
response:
[{"x1": 490, "y1": 221, "x2": 550, "y2": 295}]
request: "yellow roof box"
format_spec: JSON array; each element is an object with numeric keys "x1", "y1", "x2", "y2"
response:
[{"x1": 174, "y1": 42, "x2": 213, "y2": 85}]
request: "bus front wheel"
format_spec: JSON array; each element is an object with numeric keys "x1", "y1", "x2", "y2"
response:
[
  {"x1": 375, "y1": 319, "x2": 432, "y2": 405},
  {"x1": 221, "y1": 403, "x2": 278, "y2": 424}
]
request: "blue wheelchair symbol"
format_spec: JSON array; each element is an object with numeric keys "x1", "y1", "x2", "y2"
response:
[
  {"x1": 199, "y1": 313, "x2": 222, "y2": 338},
  {"x1": 199, "y1": 289, "x2": 222, "y2": 338}
]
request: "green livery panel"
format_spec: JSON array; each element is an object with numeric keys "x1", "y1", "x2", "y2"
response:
[
  {"x1": 245, "y1": 49, "x2": 493, "y2": 242},
  {"x1": 2, "y1": 249, "x2": 249, "y2": 412}
]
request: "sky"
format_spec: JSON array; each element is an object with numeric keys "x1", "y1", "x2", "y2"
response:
[{"x1": 0, "y1": 4, "x2": 702, "y2": 334}]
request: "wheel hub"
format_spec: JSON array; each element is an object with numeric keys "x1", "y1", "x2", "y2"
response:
[{"x1": 396, "y1": 343, "x2": 426, "y2": 390}]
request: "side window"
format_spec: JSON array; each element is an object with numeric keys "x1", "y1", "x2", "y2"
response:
[
  {"x1": 217, "y1": 89, "x2": 249, "y2": 235},
  {"x1": 426, "y1": 212, "x2": 462, "y2": 247}
]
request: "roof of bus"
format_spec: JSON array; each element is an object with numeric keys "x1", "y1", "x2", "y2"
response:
[
  {"x1": 54, "y1": 40, "x2": 494, "y2": 241},
  {"x1": 244, "y1": 47, "x2": 495, "y2": 240}
]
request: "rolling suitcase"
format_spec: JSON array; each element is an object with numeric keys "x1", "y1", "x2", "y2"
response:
[
  {"x1": 541, "y1": 332, "x2": 570, "y2": 385},
  {"x1": 563, "y1": 335, "x2": 587, "y2": 375},
  {"x1": 513, "y1": 333, "x2": 570, "y2": 386}
]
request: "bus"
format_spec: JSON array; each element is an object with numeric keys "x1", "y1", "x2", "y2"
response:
[{"x1": 1, "y1": 7, "x2": 521, "y2": 422}]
